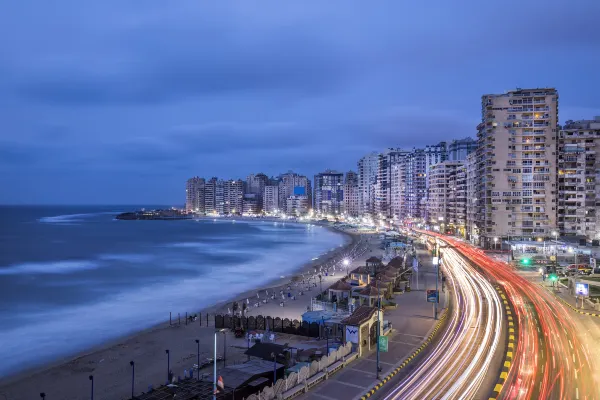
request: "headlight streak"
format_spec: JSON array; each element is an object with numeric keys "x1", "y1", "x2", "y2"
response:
[{"x1": 383, "y1": 248, "x2": 503, "y2": 400}]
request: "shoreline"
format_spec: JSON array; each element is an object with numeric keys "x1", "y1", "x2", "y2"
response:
[{"x1": 0, "y1": 222, "x2": 360, "y2": 392}]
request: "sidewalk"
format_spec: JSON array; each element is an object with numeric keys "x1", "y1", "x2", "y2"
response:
[{"x1": 299, "y1": 246, "x2": 446, "y2": 400}]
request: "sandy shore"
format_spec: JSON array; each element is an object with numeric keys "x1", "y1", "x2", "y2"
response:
[{"x1": 0, "y1": 225, "x2": 380, "y2": 400}]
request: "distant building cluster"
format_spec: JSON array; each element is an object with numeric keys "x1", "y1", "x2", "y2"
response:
[{"x1": 185, "y1": 87, "x2": 600, "y2": 246}]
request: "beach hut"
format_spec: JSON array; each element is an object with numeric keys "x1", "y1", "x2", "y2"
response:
[
  {"x1": 341, "y1": 305, "x2": 383, "y2": 356},
  {"x1": 350, "y1": 266, "x2": 371, "y2": 285},
  {"x1": 328, "y1": 280, "x2": 353, "y2": 302},
  {"x1": 365, "y1": 256, "x2": 383, "y2": 275},
  {"x1": 387, "y1": 256, "x2": 405, "y2": 269},
  {"x1": 357, "y1": 284, "x2": 381, "y2": 307}
]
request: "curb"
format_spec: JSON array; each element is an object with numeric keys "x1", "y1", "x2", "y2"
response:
[
  {"x1": 488, "y1": 286, "x2": 516, "y2": 400},
  {"x1": 539, "y1": 283, "x2": 600, "y2": 318},
  {"x1": 359, "y1": 309, "x2": 448, "y2": 400}
]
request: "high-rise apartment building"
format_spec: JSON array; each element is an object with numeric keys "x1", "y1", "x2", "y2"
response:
[
  {"x1": 476, "y1": 88, "x2": 558, "y2": 247},
  {"x1": 448, "y1": 137, "x2": 478, "y2": 161},
  {"x1": 343, "y1": 171, "x2": 360, "y2": 217},
  {"x1": 403, "y1": 149, "x2": 428, "y2": 219},
  {"x1": 185, "y1": 177, "x2": 205, "y2": 213},
  {"x1": 263, "y1": 185, "x2": 280, "y2": 214},
  {"x1": 424, "y1": 142, "x2": 448, "y2": 188},
  {"x1": 557, "y1": 117, "x2": 600, "y2": 241},
  {"x1": 215, "y1": 179, "x2": 225, "y2": 215},
  {"x1": 286, "y1": 195, "x2": 310, "y2": 216},
  {"x1": 278, "y1": 171, "x2": 312, "y2": 211},
  {"x1": 375, "y1": 149, "x2": 409, "y2": 218},
  {"x1": 426, "y1": 161, "x2": 467, "y2": 236},
  {"x1": 223, "y1": 179, "x2": 244, "y2": 215},
  {"x1": 358, "y1": 152, "x2": 379, "y2": 217},
  {"x1": 314, "y1": 170, "x2": 344, "y2": 215},
  {"x1": 465, "y1": 152, "x2": 479, "y2": 242},
  {"x1": 246, "y1": 173, "x2": 269, "y2": 211},
  {"x1": 204, "y1": 177, "x2": 218, "y2": 215}
]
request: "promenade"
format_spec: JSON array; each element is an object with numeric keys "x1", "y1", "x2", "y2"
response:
[{"x1": 299, "y1": 245, "x2": 446, "y2": 400}]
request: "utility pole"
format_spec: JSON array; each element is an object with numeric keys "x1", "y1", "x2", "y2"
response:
[
  {"x1": 435, "y1": 241, "x2": 439, "y2": 320},
  {"x1": 376, "y1": 278, "x2": 381, "y2": 379}
]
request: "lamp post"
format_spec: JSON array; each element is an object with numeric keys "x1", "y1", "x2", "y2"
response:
[
  {"x1": 318, "y1": 274, "x2": 323, "y2": 300},
  {"x1": 40, "y1": 393, "x2": 45, "y2": 400},
  {"x1": 271, "y1": 352, "x2": 277, "y2": 384},
  {"x1": 89, "y1": 375, "x2": 94, "y2": 400},
  {"x1": 165, "y1": 350, "x2": 170, "y2": 383},
  {"x1": 214, "y1": 329, "x2": 225, "y2": 400},
  {"x1": 195, "y1": 340, "x2": 200, "y2": 381},
  {"x1": 552, "y1": 231, "x2": 559, "y2": 272},
  {"x1": 494, "y1": 237, "x2": 498, "y2": 251},
  {"x1": 129, "y1": 361, "x2": 135, "y2": 399},
  {"x1": 322, "y1": 317, "x2": 329, "y2": 356},
  {"x1": 376, "y1": 277, "x2": 381, "y2": 380},
  {"x1": 343, "y1": 258, "x2": 350, "y2": 277}
]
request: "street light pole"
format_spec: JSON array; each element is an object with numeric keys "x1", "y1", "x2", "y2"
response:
[
  {"x1": 165, "y1": 349, "x2": 170, "y2": 383},
  {"x1": 435, "y1": 242, "x2": 439, "y2": 321},
  {"x1": 89, "y1": 375, "x2": 94, "y2": 400},
  {"x1": 376, "y1": 278, "x2": 381, "y2": 380},
  {"x1": 130, "y1": 361, "x2": 135, "y2": 399},
  {"x1": 214, "y1": 329, "x2": 224, "y2": 400},
  {"x1": 195, "y1": 340, "x2": 200, "y2": 381}
]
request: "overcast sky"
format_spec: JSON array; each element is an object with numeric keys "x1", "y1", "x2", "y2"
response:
[{"x1": 1, "y1": 1, "x2": 599, "y2": 205}]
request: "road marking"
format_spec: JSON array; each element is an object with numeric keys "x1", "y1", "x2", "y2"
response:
[
  {"x1": 394, "y1": 332, "x2": 426, "y2": 339},
  {"x1": 569, "y1": 340, "x2": 573, "y2": 349},
  {"x1": 574, "y1": 368, "x2": 578, "y2": 379},
  {"x1": 389, "y1": 340, "x2": 418, "y2": 345},
  {"x1": 576, "y1": 387, "x2": 579, "y2": 400},
  {"x1": 573, "y1": 354, "x2": 576, "y2": 363},
  {"x1": 336, "y1": 380, "x2": 371, "y2": 390},
  {"x1": 310, "y1": 392, "x2": 339, "y2": 400}
]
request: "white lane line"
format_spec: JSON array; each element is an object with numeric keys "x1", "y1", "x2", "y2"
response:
[
  {"x1": 576, "y1": 387, "x2": 579, "y2": 399},
  {"x1": 574, "y1": 368, "x2": 578, "y2": 379},
  {"x1": 573, "y1": 353, "x2": 576, "y2": 363},
  {"x1": 569, "y1": 340, "x2": 573, "y2": 349}
]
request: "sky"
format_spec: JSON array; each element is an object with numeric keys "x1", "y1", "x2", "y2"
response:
[{"x1": 1, "y1": 0, "x2": 600, "y2": 205}]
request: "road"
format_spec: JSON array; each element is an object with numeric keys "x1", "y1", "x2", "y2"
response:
[
  {"x1": 424, "y1": 232, "x2": 598, "y2": 400},
  {"x1": 379, "y1": 240, "x2": 503, "y2": 400}
]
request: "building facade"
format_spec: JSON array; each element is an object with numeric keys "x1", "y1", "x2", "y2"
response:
[
  {"x1": 375, "y1": 149, "x2": 409, "y2": 219},
  {"x1": 278, "y1": 172, "x2": 312, "y2": 212},
  {"x1": 185, "y1": 177, "x2": 205, "y2": 213},
  {"x1": 476, "y1": 88, "x2": 558, "y2": 247},
  {"x1": 204, "y1": 177, "x2": 218, "y2": 215},
  {"x1": 465, "y1": 152, "x2": 479, "y2": 242},
  {"x1": 286, "y1": 195, "x2": 310, "y2": 216},
  {"x1": 358, "y1": 152, "x2": 379, "y2": 217},
  {"x1": 223, "y1": 179, "x2": 244, "y2": 215},
  {"x1": 314, "y1": 170, "x2": 345, "y2": 215},
  {"x1": 448, "y1": 137, "x2": 478, "y2": 161},
  {"x1": 263, "y1": 185, "x2": 280, "y2": 214},
  {"x1": 557, "y1": 117, "x2": 600, "y2": 241}
]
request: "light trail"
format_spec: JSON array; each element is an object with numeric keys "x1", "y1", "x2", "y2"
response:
[
  {"x1": 419, "y1": 231, "x2": 598, "y2": 400},
  {"x1": 383, "y1": 243, "x2": 503, "y2": 400}
]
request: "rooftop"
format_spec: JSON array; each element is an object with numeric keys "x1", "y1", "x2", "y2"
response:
[{"x1": 341, "y1": 306, "x2": 377, "y2": 326}]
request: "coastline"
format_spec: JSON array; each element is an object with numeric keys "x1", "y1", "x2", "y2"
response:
[{"x1": 0, "y1": 222, "x2": 362, "y2": 399}]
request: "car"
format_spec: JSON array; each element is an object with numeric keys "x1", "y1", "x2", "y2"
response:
[{"x1": 578, "y1": 265, "x2": 593, "y2": 275}]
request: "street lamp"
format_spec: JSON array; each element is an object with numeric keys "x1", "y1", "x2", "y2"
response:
[
  {"x1": 89, "y1": 375, "x2": 94, "y2": 400},
  {"x1": 494, "y1": 237, "x2": 498, "y2": 251},
  {"x1": 130, "y1": 361, "x2": 135, "y2": 399},
  {"x1": 214, "y1": 329, "x2": 225, "y2": 400},
  {"x1": 40, "y1": 393, "x2": 45, "y2": 400},
  {"x1": 343, "y1": 258, "x2": 350, "y2": 277},
  {"x1": 195, "y1": 340, "x2": 200, "y2": 381},
  {"x1": 165, "y1": 350, "x2": 170, "y2": 383}
]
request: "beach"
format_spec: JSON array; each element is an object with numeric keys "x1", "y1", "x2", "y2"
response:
[{"x1": 0, "y1": 217, "x2": 380, "y2": 400}]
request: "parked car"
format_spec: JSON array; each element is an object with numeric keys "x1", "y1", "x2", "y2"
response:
[{"x1": 578, "y1": 265, "x2": 593, "y2": 275}]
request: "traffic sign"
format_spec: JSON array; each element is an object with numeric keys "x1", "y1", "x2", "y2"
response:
[
  {"x1": 426, "y1": 289, "x2": 439, "y2": 303},
  {"x1": 576, "y1": 283, "x2": 589, "y2": 297},
  {"x1": 378, "y1": 335, "x2": 388, "y2": 352}
]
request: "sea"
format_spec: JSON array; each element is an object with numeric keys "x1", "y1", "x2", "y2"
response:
[{"x1": 0, "y1": 206, "x2": 346, "y2": 378}]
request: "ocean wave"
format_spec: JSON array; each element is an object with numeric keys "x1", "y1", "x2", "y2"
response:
[
  {"x1": 0, "y1": 260, "x2": 99, "y2": 275},
  {"x1": 97, "y1": 253, "x2": 154, "y2": 263}
]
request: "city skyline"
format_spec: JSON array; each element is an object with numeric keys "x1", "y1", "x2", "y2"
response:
[{"x1": 1, "y1": 1, "x2": 600, "y2": 205}]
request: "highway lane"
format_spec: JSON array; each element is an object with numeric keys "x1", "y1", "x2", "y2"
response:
[
  {"x1": 425, "y1": 232, "x2": 598, "y2": 400},
  {"x1": 381, "y1": 241, "x2": 503, "y2": 400}
]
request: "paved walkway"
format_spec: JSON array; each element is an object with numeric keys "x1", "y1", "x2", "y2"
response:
[{"x1": 299, "y1": 245, "x2": 447, "y2": 400}]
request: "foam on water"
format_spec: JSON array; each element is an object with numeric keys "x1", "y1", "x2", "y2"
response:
[
  {"x1": 38, "y1": 211, "x2": 119, "y2": 224},
  {"x1": 0, "y1": 221, "x2": 346, "y2": 377},
  {"x1": 0, "y1": 260, "x2": 99, "y2": 275}
]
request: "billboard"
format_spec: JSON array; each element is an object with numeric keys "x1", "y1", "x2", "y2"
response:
[
  {"x1": 575, "y1": 283, "x2": 589, "y2": 297},
  {"x1": 293, "y1": 186, "x2": 306, "y2": 196},
  {"x1": 426, "y1": 289, "x2": 439, "y2": 303}
]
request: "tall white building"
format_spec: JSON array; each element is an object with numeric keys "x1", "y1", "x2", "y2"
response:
[
  {"x1": 223, "y1": 179, "x2": 244, "y2": 215},
  {"x1": 185, "y1": 177, "x2": 205, "y2": 213},
  {"x1": 263, "y1": 185, "x2": 280, "y2": 214},
  {"x1": 375, "y1": 149, "x2": 409, "y2": 219},
  {"x1": 358, "y1": 152, "x2": 379, "y2": 217},
  {"x1": 246, "y1": 173, "x2": 268, "y2": 211},
  {"x1": 557, "y1": 117, "x2": 600, "y2": 242},
  {"x1": 286, "y1": 195, "x2": 310, "y2": 216},
  {"x1": 204, "y1": 177, "x2": 218, "y2": 215},
  {"x1": 426, "y1": 161, "x2": 467, "y2": 236},
  {"x1": 476, "y1": 87, "x2": 558, "y2": 247}
]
